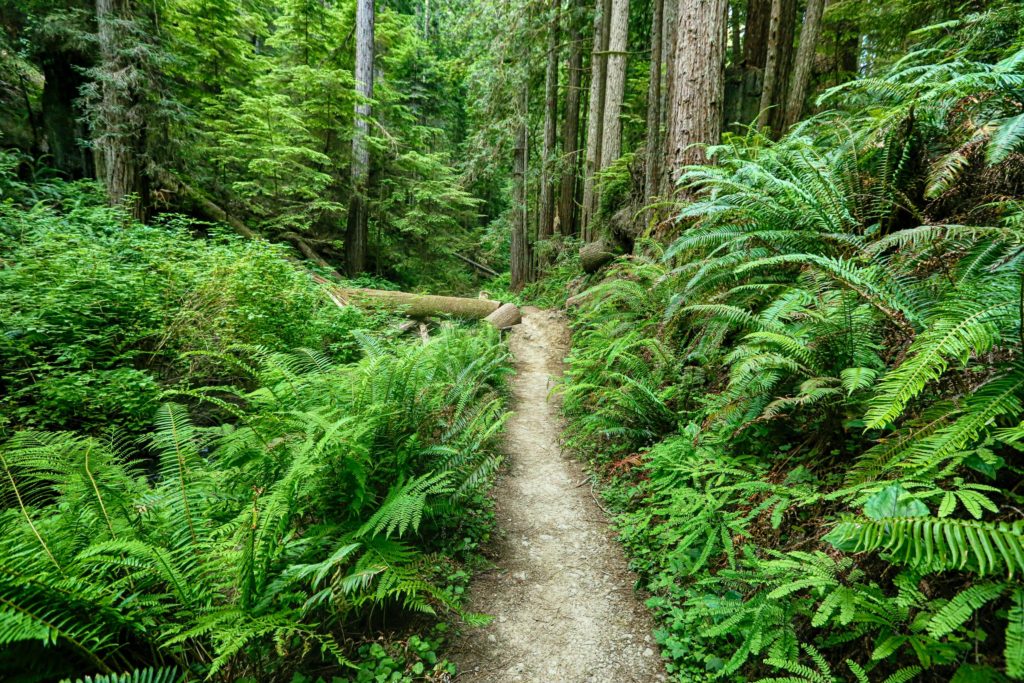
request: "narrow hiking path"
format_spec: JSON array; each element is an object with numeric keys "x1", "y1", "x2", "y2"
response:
[{"x1": 451, "y1": 307, "x2": 666, "y2": 683}]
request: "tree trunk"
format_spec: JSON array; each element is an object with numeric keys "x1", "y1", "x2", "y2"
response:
[
  {"x1": 40, "y1": 51, "x2": 92, "y2": 179},
  {"x1": 783, "y1": 0, "x2": 825, "y2": 129},
  {"x1": 511, "y1": 89, "x2": 529, "y2": 292},
  {"x1": 833, "y1": 15, "x2": 859, "y2": 85},
  {"x1": 599, "y1": 0, "x2": 629, "y2": 170},
  {"x1": 660, "y1": 0, "x2": 678, "y2": 196},
  {"x1": 579, "y1": 240, "x2": 618, "y2": 272},
  {"x1": 581, "y1": 0, "x2": 611, "y2": 241},
  {"x1": 770, "y1": 0, "x2": 797, "y2": 134},
  {"x1": 643, "y1": 0, "x2": 664, "y2": 222},
  {"x1": 558, "y1": 7, "x2": 584, "y2": 237},
  {"x1": 331, "y1": 288, "x2": 501, "y2": 319},
  {"x1": 757, "y1": 0, "x2": 783, "y2": 131},
  {"x1": 95, "y1": 0, "x2": 144, "y2": 218},
  {"x1": 757, "y1": 0, "x2": 796, "y2": 135},
  {"x1": 346, "y1": 0, "x2": 374, "y2": 275},
  {"x1": 729, "y1": 1, "x2": 741, "y2": 65},
  {"x1": 743, "y1": 0, "x2": 770, "y2": 68},
  {"x1": 539, "y1": 0, "x2": 560, "y2": 242},
  {"x1": 668, "y1": 0, "x2": 728, "y2": 180}
]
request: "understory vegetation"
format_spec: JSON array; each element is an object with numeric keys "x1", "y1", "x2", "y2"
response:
[
  {"x1": 559, "y1": 11, "x2": 1024, "y2": 682},
  {"x1": 0, "y1": 170, "x2": 512, "y2": 682}
]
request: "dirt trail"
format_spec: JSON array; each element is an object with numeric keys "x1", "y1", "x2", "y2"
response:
[{"x1": 451, "y1": 307, "x2": 666, "y2": 683}]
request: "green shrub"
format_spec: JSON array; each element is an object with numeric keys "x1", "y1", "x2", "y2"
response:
[{"x1": 0, "y1": 184, "x2": 370, "y2": 436}]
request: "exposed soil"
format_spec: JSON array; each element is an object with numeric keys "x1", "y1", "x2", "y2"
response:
[{"x1": 450, "y1": 307, "x2": 667, "y2": 683}]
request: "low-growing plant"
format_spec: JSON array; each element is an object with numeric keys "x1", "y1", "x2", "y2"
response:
[
  {"x1": 0, "y1": 325, "x2": 511, "y2": 681},
  {"x1": 560, "y1": 26, "x2": 1024, "y2": 683}
]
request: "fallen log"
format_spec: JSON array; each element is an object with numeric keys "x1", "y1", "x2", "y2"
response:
[
  {"x1": 152, "y1": 166, "x2": 257, "y2": 240},
  {"x1": 329, "y1": 287, "x2": 501, "y2": 320},
  {"x1": 579, "y1": 241, "x2": 619, "y2": 273},
  {"x1": 484, "y1": 302, "x2": 522, "y2": 329},
  {"x1": 281, "y1": 232, "x2": 338, "y2": 273},
  {"x1": 565, "y1": 292, "x2": 589, "y2": 308}
]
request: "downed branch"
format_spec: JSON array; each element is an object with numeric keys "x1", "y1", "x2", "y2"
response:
[
  {"x1": 453, "y1": 253, "x2": 499, "y2": 277},
  {"x1": 281, "y1": 232, "x2": 339, "y2": 273}
]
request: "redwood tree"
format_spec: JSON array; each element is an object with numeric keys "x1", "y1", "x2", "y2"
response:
[
  {"x1": 581, "y1": 0, "x2": 611, "y2": 239},
  {"x1": 599, "y1": 0, "x2": 629, "y2": 170},
  {"x1": 783, "y1": 0, "x2": 826, "y2": 128},
  {"x1": 511, "y1": 88, "x2": 529, "y2": 291},
  {"x1": 346, "y1": 0, "x2": 374, "y2": 275},
  {"x1": 539, "y1": 0, "x2": 560, "y2": 242},
  {"x1": 559, "y1": 2, "x2": 584, "y2": 237},
  {"x1": 94, "y1": 0, "x2": 144, "y2": 218},
  {"x1": 643, "y1": 0, "x2": 665, "y2": 219},
  {"x1": 668, "y1": 0, "x2": 728, "y2": 178}
]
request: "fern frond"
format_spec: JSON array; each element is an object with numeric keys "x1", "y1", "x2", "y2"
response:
[
  {"x1": 1007, "y1": 588, "x2": 1024, "y2": 679},
  {"x1": 865, "y1": 299, "x2": 1017, "y2": 428},
  {"x1": 60, "y1": 668, "x2": 181, "y2": 683},
  {"x1": 988, "y1": 112, "x2": 1024, "y2": 165},
  {"x1": 827, "y1": 515, "x2": 1024, "y2": 577},
  {"x1": 357, "y1": 472, "x2": 453, "y2": 539},
  {"x1": 927, "y1": 582, "x2": 1006, "y2": 638}
]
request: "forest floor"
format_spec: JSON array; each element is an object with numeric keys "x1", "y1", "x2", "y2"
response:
[{"x1": 450, "y1": 307, "x2": 666, "y2": 683}]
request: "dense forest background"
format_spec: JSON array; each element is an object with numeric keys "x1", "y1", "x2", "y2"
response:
[
  {"x1": 2, "y1": 0, "x2": 1024, "y2": 681},
  {"x1": 7, "y1": 0, "x2": 1010, "y2": 291}
]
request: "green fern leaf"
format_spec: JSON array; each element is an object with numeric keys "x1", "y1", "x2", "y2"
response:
[
  {"x1": 926, "y1": 582, "x2": 1005, "y2": 638},
  {"x1": 60, "y1": 668, "x2": 181, "y2": 683},
  {"x1": 827, "y1": 516, "x2": 1024, "y2": 577},
  {"x1": 988, "y1": 112, "x2": 1024, "y2": 165},
  {"x1": 1007, "y1": 588, "x2": 1024, "y2": 679}
]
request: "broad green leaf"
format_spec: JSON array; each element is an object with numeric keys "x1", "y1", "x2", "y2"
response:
[{"x1": 864, "y1": 484, "x2": 929, "y2": 520}]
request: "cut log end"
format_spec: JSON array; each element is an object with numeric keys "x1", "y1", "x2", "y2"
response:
[
  {"x1": 579, "y1": 241, "x2": 618, "y2": 273},
  {"x1": 484, "y1": 302, "x2": 522, "y2": 330}
]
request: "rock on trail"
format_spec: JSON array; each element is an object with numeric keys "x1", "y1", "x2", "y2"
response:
[{"x1": 450, "y1": 307, "x2": 667, "y2": 683}]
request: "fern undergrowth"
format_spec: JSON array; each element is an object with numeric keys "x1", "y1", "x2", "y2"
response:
[
  {"x1": 560, "y1": 12, "x2": 1024, "y2": 682},
  {"x1": 0, "y1": 322, "x2": 511, "y2": 681}
]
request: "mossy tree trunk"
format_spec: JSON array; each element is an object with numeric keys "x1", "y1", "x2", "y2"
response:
[
  {"x1": 599, "y1": 0, "x2": 629, "y2": 171},
  {"x1": 644, "y1": 0, "x2": 665, "y2": 222},
  {"x1": 94, "y1": 0, "x2": 145, "y2": 219},
  {"x1": 511, "y1": 88, "x2": 530, "y2": 291},
  {"x1": 539, "y1": 0, "x2": 560, "y2": 243}
]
